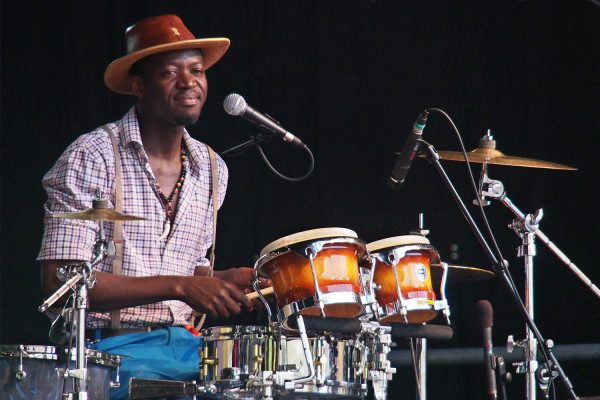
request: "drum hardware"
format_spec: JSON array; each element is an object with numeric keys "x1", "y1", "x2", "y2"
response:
[
  {"x1": 306, "y1": 245, "x2": 327, "y2": 317},
  {"x1": 37, "y1": 194, "x2": 138, "y2": 398},
  {"x1": 418, "y1": 128, "x2": 579, "y2": 400},
  {"x1": 465, "y1": 134, "x2": 594, "y2": 400},
  {"x1": 252, "y1": 279, "x2": 275, "y2": 324},
  {"x1": 128, "y1": 378, "x2": 217, "y2": 399}
]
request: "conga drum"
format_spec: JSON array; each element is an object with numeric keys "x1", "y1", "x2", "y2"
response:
[
  {"x1": 367, "y1": 235, "x2": 447, "y2": 324},
  {"x1": 255, "y1": 228, "x2": 366, "y2": 328}
]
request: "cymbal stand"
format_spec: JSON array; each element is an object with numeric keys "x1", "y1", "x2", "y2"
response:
[
  {"x1": 419, "y1": 140, "x2": 577, "y2": 399},
  {"x1": 38, "y1": 220, "x2": 114, "y2": 399},
  {"x1": 477, "y1": 166, "x2": 599, "y2": 400}
]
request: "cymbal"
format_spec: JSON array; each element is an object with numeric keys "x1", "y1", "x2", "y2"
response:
[
  {"x1": 53, "y1": 208, "x2": 145, "y2": 221},
  {"x1": 431, "y1": 264, "x2": 495, "y2": 286},
  {"x1": 432, "y1": 147, "x2": 577, "y2": 170}
]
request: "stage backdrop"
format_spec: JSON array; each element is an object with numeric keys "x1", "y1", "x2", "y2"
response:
[{"x1": 2, "y1": 1, "x2": 599, "y2": 399}]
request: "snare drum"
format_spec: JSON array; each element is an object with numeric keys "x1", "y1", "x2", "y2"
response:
[
  {"x1": 278, "y1": 335, "x2": 367, "y2": 398},
  {"x1": 0, "y1": 344, "x2": 120, "y2": 399},
  {"x1": 199, "y1": 325, "x2": 278, "y2": 389},
  {"x1": 368, "y1": 235, "x2": 444, "y2": 324},
  {"x1": 255, "y1": 228, "x2": 366, "y2": 327}
]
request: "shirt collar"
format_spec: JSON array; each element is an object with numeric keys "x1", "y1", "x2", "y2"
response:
[{"x1": 117, "y1": 106, "x2": 206, "y2": 175}]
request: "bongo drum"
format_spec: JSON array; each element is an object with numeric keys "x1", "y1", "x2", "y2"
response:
[
  {"x1": 255, "y1": 228, "x2": 366, "y2": 328},
  {"x1": 367, "y1": 235, "x2": 448, "y2": 324}
]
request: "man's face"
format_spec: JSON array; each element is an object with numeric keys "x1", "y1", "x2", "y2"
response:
[{"x1": 132, "y1": 49, "x2": 208, "y2": 127}]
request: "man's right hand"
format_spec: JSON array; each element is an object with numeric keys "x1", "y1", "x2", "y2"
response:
[{"x1": 178, "y1": 276, "x2": 254, "y2": 319}]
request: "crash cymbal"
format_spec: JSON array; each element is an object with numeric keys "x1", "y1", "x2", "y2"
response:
[
  {"x1": 431, "y1": 264, "x2": 495, "y2": 286},
  {"x1": 434, "y1": 148, "x2": 577, "y2": 170},
  {"x1": 53, "y1": 208, "x2": 145, "y2": 222},
  {"x1": 417, "y1": 132, "x2": 577, "y2": 170}
]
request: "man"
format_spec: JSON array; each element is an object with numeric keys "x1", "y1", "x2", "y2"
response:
[{"x1": 38, "y1": 15, "x2": 263, "y2": 398}]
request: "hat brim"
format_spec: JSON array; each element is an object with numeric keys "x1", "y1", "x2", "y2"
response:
[{"x1": 104, "y1": 38, "x2": 230, "y2": 94}]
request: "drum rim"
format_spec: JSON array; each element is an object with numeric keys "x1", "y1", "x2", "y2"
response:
[
  {"x1": 366, "y1": 234, "x2": 430, "y2": 252},
  {"x1": 201, "y1": 325, "x2": 276, "y2": 338},
  {"x1": 260, "y1": 227, "x2": 358, "y2": 257}
]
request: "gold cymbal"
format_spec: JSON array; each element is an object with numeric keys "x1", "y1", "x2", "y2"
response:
[
  {"x1": 433, "y1": 147, "x2": 577, "y2": 170},
  {"x1": 431, "y1": 264, "x2": 495, "y2": 286},
  {"x1": 53, "y1": 208, "x2": 145, "y2": 222}
]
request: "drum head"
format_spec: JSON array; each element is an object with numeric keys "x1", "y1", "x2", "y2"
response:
[
  {"x1": 260, "y1": 227, "x2": 358, "y2": 257},
  {"x1": 366, "y1": 234, "x2": 430, "y2": 253}
]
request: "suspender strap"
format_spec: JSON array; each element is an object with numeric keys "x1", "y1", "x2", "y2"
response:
[
  {"x1": 103, "y1": 125, "x2": 124, "y2": 330},
  {"x1": 193, "y1": 145, "x2": 219, "y2": 331},
  {"x1": 207, "y1": 146, "x2": 219, "y2": 275}
]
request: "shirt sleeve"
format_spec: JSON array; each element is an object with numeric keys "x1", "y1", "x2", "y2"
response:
[{"x1": 37, "y1": 132, "x2": 115, "y2": 262}]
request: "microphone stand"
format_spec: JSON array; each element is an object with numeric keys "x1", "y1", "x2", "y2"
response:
[
  {"x1": 419, "y1": 141, "x2": 578, "y2": 400},
  {"x1": 221, "y1": 133, "x2": 273, "y2": 156}
]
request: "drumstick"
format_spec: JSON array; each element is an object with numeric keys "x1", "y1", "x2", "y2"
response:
[{"x1": 246, "y1": 286, "x2": 274, "y2": 300}]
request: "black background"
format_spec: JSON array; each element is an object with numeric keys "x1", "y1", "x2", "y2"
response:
[{"x1": 1, "y1": 1, "x2": 599, "y2": 398}]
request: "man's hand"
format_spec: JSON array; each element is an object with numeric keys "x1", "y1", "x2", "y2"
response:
[
  {"x1": 214, "y1": 267, "x2": 271, "y2": 290},
  {"x1": 180, "y1": 276, "x2": 253, "y2": 319}
]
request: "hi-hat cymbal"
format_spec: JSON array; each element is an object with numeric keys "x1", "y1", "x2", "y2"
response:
[
  {"x1": 53, "y1": 208, "x2": 145, "y2": 221},
  {"x1": 432, "y1": 147, "x2": 577, "y2": 170},
  {"x1": 431, "y1": 264, "x2": 495, "y2": 286}
]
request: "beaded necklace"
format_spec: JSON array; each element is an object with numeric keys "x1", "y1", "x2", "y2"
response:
[{"x1": 157, "y1": 143, "x2": 187, "y2": 239}]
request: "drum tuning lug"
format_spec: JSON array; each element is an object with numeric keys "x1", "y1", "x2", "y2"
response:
[
  {"x1": 15, "y1": 369, "x2": 26, "y2": 381},
  {"x1": 507, "y1": 335, "x2": 515, "y2": 353},
  {"x1": 507, "y1": 334, "x2": 527, "y2": 353}
]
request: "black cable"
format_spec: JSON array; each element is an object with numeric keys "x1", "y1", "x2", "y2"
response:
[
  {"x1": 255, "y1": 142, "x2": 315, "y2": 182},
  {"x1": 425, "y1": 109, "x2": 525, "y2": 303}
]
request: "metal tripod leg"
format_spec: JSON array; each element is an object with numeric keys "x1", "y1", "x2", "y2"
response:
[{"x1": 411, "y1": 337, "x2": 427, "y2": 400}]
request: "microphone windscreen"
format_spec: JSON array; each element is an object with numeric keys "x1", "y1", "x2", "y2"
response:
[
  {"x1": 476, "y1": 299, "x2": 494, "y2": 329},
  {"x1": 223, "y1": 93, "x2": 247, "y2": 116}
]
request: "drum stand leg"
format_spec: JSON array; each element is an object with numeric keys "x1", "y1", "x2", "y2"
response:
[{"x1": 410, "y1": 337, "x2": 427, "y2": 400}]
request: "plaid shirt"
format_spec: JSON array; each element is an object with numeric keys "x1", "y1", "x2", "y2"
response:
[{"x1": 37, "y1": 107, "x2": 228, "y2": 328}]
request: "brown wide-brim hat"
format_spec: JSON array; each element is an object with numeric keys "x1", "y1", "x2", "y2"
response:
[{"x1": 104, "y1": 15, "x2": 230, "y2": 94}]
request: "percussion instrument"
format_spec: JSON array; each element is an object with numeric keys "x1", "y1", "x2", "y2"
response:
[
  {"x1": 367, "y1": 235, "x2": 449, "y2": 324},
  {"x1": 0, "y1": 345, "x2": 120, "y2": 400},
  {"x1": 199, "y1": 325, "x2": 371, "y2": 399},
  {"x1": 255, "y1": 228, "x2": 367, "y2": 327},
  {"x1": 199, "y1": 325, "x2": 277, "y2": 389}
]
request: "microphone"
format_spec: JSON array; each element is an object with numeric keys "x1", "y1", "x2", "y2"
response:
[
  {"x1": 223, "y1": 93, "x2": 305, "y2": 148},
  {"x1": 476, "y1": 299, "x2": 498, "y2": 399},
  {"x1": 388, "y1": 110, "x2": 429, "y2": 189}
]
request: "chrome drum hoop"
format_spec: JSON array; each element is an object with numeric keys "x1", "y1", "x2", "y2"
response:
[
  {"x1": 278, "y1": 291, "x2": 364, "y2": 330},
  {"x1": 371, "y1": 243, "x2": 440, "y2": 266}
]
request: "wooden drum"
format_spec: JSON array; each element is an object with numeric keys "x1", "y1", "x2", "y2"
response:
[
  {"x1": 255, "y1": 228, "x2": 366, "y2": 327},
  {"x1": 367, "y1": 235, "x2": 442, "y2": 324}
]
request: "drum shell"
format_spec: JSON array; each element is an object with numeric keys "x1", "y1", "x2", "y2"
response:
[
  {"x1": 279, "y1": 336, "x2": 367, "y2": 398},
  {"x1": 199, "y1": 326, "x2": 278, "y2": 385},
  {"x1": 0, "y1": 345, "x2": 119, "y2": 400},
  {"x1": 372, "y1": 248, "x2": 437, "y2": 324},
  {"x1": 261, "y1": 243, "x2": 364, "y2": 319}
]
